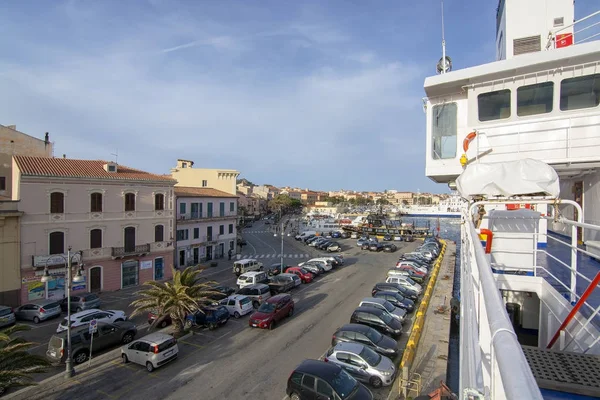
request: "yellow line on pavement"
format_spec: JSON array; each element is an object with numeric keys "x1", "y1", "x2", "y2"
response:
[
  {"x1": 97, "y1": 389, "x2": 117, "y2": 399},
  {"x1": 180, "y1": 340, "x2": 205, "y2": 349}
]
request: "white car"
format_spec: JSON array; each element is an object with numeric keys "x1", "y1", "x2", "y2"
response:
[
  {"x1": 121, "y1": 333, "x2": 178, "y2": 372},
  {"x1": 299, "y1": 259, "x2": 332, "y2": 272},
  {"x1": 57, "y1": 309, "x2": 128, "y2": 333},
  {"x1": 219, "y1": 295, "x2": 254, "y2": 318}
]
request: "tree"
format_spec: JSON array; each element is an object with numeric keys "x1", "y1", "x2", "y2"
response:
[
  {"x1": 377, "y1": 199, "x2": 390, "y2": 205},
  {"x1": 130, "y1": 267, "x2": 220, "y2": 334},
  {"x1": 268, "y1": 194, "x2": 294, "y2": 214},
  {"x1": 0, "y1": 324, "x2": 50, "y2": 393}
]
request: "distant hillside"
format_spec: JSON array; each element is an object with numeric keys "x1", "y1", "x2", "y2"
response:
[{"x1": 237, "y1": 178, "x2": 255, "y2": 186}]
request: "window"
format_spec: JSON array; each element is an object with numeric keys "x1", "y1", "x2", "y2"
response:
[
  {"x1": 124, "y1": 193, "x2": 135, "y2": 212},
  {"x1": 202, "y1": 180, "x2": 208, "y2": 187},
  {"x1": 229, "y1": 202, "x2": 235, "y2": 212},
  {"x1": 302, "y1": 375, "x2": 315, "y2": 389},
  {"x1": 90, "y1": 229, "x2": 102, "y2": 249},
  {"x1": 50, "y1": 192, "x2": 64, "y2": 213},
  {"x1": 176, "y1": 229, "x2": 189, "y2": 241},
  {"x1": 229, "y1": 240, "x2": 234, "y2": 250},
  {"x1": 90, "y1": 193, "x2": 102, "y2": 212},
  {"x1": 219, "y1": 202, "x2": 225, "y2": 217},
  {"x1": 316, "y1": 379, "x2": 334, "y2": 397},
  {"x1": 219, "y1": 225, "x2": 224, "y2": 235},
  {"x1": 0, "y1": 177, "x2": 5, "y2": 191},
  {"x1": 431, "y1": 102, "x2": 457, "y2": 159},
  {"x1": 560, "y1": 74, "x2": 600, "y2": 111},
  {"x1": 49, "y1": 231, "x2": 64, "y2": 255},
  {"x1": 121, "y1": 260, "x2": 138, "y2": 288},
  {"x1": 155, "y1": 225, "x2": 164, "y2": 242},
  {"x1": 207, "y1": 202, "x2": 213, "y2": 217},
  {"x1": 207, "y1": 226, "x2": 213, "y2": 240},
  {"x1": 180, "y1": 203, "x2": 186, "y2": 215},
  {"x1": 478, "y1": 89, "x2": 511, "y2": 121},
  {"x1": 517, "y1": 82, "x2": 553, "y2": 116},
  {"x1": 155, "y1": 194, "x2": 165, "y2": 210},
  {"x1": 124, "y1": 227, "x2": 136, "y2": 252},
  {"x1": 290, "y1": 372, "x2": 303, "y2": 385},
  {"x1": 228, "y1": 224, "x2": 234, "y2": 234},
  {"x1": 193, "y1": 228, "x2": 200, "y2": 239}
]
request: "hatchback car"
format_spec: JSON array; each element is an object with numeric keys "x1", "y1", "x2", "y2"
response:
[
  {"x1": 219, "y1": 295, "x2": 253, "y2": 318},
  {"x1": 15, "y1": 299, "x2": 62, "y2": 324},
  {"x1": 248, "y1": 294, "x2": 294, "y2": 330},
  {"x1": 285, "y1": 267, "x2": 314, "y2": 284},
  {"x1": 372, "y1": 291, "x2": 415, "y2": 313},
  {"x1": 350, "y1": 307, "x2": 402, "y2": 338},
  {"x1": 287, "y1": 359, "x2": 373, "y2": 400},
  {"x1": 207, "y1": 285, "x2": 236, "y2": 300},
  {"x1": 358, "y1": 298, "x2": 406, "y2": 323},
  {"x1": 372, "y1": 282, "x2": 419, "y2": 301},
  {"x1": 0, "y1": 306, "x2": 16, "y2": 328},
  {"x1": 382, "y1": 243, "x2": 397, "y2": 252},
  {"x1": 121, "y1": 333, "x2": 178, "y2": 372},
  {"x1": 324, "y1": 342, "x2": 396, "y2": 388},
  {"x1": 57, "y1": 309, "x2": 127, "y2": 333},
  {"x1": 332, "y1": 324, "x2": 398, "y2": 357},
  {"x1": 60, "y1": 292, "x2": 101, "y2": 312},
  {"x1": 326, "y1": 242, "x2": 342, "y2": 252},
  {"x1": 236, "y1": 283, "x2": 272, "y2": 308}
]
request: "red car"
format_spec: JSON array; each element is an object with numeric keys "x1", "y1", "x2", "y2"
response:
[
  {"x1": 285, "y1": 267, "x2": 314, "y2": 283},
  {"x1": 248, "y1": 294, "x2": 294, "y2": 330},
  {"x1": 148, "y1": 311, "x2": 172, "y2": 328}
]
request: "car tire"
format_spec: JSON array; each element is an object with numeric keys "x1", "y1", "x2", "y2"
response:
[
  {"x1": 159, "y1": 319, "x2": 168, "y2": 328},
  {"x1": 33, "y1": 316, "x2": 40, "y2": 324},
  {"x1": 290, "y1": 393, "x2": 300, "y2": 400},
  {"x1": 235, "y1": 266, "x2": 241, "y2": 275},
  {"x1": 233, "y1": 312, "x2": 241, "y2": 319},
  {"x1": 184, "y1": 320, "x2": 192, "y2": 329},
  {"x1": 122, "y1": 332, "x2": 135, "y2": 344},
  {"x1": 252, "y1": 301, "x2": 259, "y2": 309},
  {"x1": 73, "y1": 351, "x2": 88, "y2": 364},
  {"x1": 146, "y1": 362, "x2": 154, "y2": 373},
  {"x1": 370, "y1": 376, "x2": 383, "y2": 388},
  {"x1": 0, "y1": 386, "x2": 6, "y2": 396},
  {"x1": 122, "y1": 354, "x2": 129, "y2": 363},
  {"x1": 208, "y1": 322, "x2": 217, "y2": 331},
  {"x1": 268, "y1": 321, "x2": 275, "y2": 330},
  {"x1": 288, "y1": 308, "x2": 294, "y2": 317}
]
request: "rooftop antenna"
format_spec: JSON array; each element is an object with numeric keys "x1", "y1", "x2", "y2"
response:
[
  {"x1": 111, "y1": 149, "x2": 119, "y2": 164},
  {"x1": 437, "y1": 0, "x2": 452, "y2": 74}
]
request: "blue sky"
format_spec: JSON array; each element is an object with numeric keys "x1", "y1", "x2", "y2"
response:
[{"x1": 0, "y1": 1, "x2": 597, "y2": 193}]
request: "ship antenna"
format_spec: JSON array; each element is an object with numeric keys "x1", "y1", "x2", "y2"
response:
[{"x1": 437, "y1": 0, "x2": 452, "y2": 74}]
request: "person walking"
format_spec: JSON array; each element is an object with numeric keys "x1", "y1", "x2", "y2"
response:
[{"x1": 228, "y1": 249, "x2": 232, "y2": 260}]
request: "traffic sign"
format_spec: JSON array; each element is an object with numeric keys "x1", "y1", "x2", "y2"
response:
[{"x1": 89, "y1": 318, "x2": 98, "y2": 334}]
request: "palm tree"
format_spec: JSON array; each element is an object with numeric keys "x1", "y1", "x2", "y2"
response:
[
  {"x1": 0, "y1": 324, "x2": 50, "y2": 394},
  {"x1": 130, "y1": 267, "x2": 221, "y2": 334}
]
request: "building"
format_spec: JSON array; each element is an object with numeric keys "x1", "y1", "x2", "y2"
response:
[
  {"x1": 280, "y1": 189, "x2": 302, "y2": 201},
  {"x1": 174, "y1": 187, "x2": 238, "y2": 265},
  {"x1": 300, "y1": 191, "x2": 318, "y2": 205},
  {"x1": 170, "y1": 159, "x2": 239, "y2": 196},
  {"x1": 236, "y1": 181, "x2": 254, "y2": 196},
  {"x1": 253, "y1": 185, "x2": 280, "y2": 200},
  {"x1": 392, "y1": 192, "x2": 414, "y2": 205},
  {"x1": 13, "y1": 156, "x2": 176, "y2": 304},
  {"x1": 237, "y1": 192, "x2": 263, "y2": 220},
  {"x1": 0, "y1": 200, "x2": 22, "y2": 306}
]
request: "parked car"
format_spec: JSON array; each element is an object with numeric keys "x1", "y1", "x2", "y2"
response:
[
  {"x1": 60, "y1": 293, "x2": 101, "y2": 312},
  {"x1": 383, "y1": 234, "x2": 392, "y2": 241},
  {"x1": 237, "y1": 271, "x2": 269, "y2": 288},
  {"x1": 57, "y1": 309, "x2": 128, "y2": 333},
  {"x1": 326, "y1": 242, "x2": 342, "y2": 252},
  {"x1": 15, "y1": 299, "x2": 61, "y2": 324},
  {"x1": 350, "y1": 307, "x2": 402, "y2": 338},
  {"x1": 208, "y1": 285, "x2": 236, "y2": 300},
  {"x1": 361, "y1": 242, "x2": 371, "y2": 250},
  {"x1": 147, "y1": 311, "x2": 172, "y2": 328},
  {"x1": 47, "y1": 321, "x2": 137, "y2": 365},
  {"x1": 236, "y1": 283, "x2": 272, "y2": 308},
  {"x1": 369, "y1": 243, "x2": 384, "y2": 252},
  {"x1": 324, "y1": 342, "x2": 396, "y2": 388},
  {"x1": 371, "y1": 282, "x2": 419, "y2": 301},
  {"x1": 268, "y1": 273, "x2": 299, "y2": 294},
  {"x1": 393, "y1": 235, "x2": 403, "y2": 241},
  {"x1": 403, "y1": 235, "x2": 415, "y2": 242},
  {"x1": 357, "y1": 239, "x2": 369, "y2": 247},
  {"x1": 267, "y1": 263, "x2": 287, "y2": 276},
  {"x1": 300, "y1": 263, "x2": 323, "y2": 276},
  {"x1": 0, "y1": 306, "x2": 15, "y2": 328},
  {"x1": 382, "y1": 243, "x2": 397, "y2": 252},
  {"x1": 387, "y1": 268, "x2": 425, "y2": 284},
  {"x1": 185, "y1": 305, "x2": 229, "y2": 330},
  {"x1": 358, "y1": 298, "x2": 406, "y2": 323},
  {"x1": 285, "y1": 267, "x2": 314, "y2": 284},
  {"x1": 248, "y1": 294, "x2": 294, "y2": 330},
  {"x1": 121, "y1": 332, "x2": 178, "y2": 372},
  {"x1": 332, "y1": 255, "x2": 345, "y2": 265},
  {"x1": 331, "y1": 231, "x2": 342, "y2": 239},
  {"x1": 332, "y1": 324, "x2": 398, "y2": 357},
  {"x1": 287, "y1": 359, "x2": 373, "y2": 400},
  {"x1": 219, "y1": 295, "x2": 254, "y2": 318},
  {"x1": 372, "y1": 291, "x2": 415, "y2": 313},
  {"x1": 232, "y1": 259, "x2": 263, "y2": 276},
  {"x1": 385, "y1": 276, "x2": 423, "y2": 294}
]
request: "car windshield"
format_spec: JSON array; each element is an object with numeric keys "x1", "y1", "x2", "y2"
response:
[
  {"x1": 380, "y1": 312, "x2": 393, "y2": 324},
  {"x1": 359, "y1": 346, "x2": 382, "y2": 366},
  {"x1": 0, "y1": 308, "x2": 12, "y2": 317},
  {"x1": 383, "y1": 301, "x2": 395, "y2": 312},
  {"x1": 365, "y1": 328, "x2": 382, "y2": 343},
  {"x1": 299, "y1": 268, "x2": 309, "y2": 274},
  {"x1": 330, "y1": 369, "x2": 358, "y2": 399},
  {"x1": 257, "y1": 303, "x2": 276, "y2": 313}
]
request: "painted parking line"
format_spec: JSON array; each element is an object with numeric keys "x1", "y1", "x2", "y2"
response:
[
  {"x1": 97, "y1": 389, "x2": 117, "y2": 399},
  {"x1": 179, "y1": 340, "x2": 205, "y2": 350}
]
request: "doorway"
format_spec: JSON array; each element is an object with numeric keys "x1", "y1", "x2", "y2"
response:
[
  {"x1": 179, "y1": 250, "x2": 185, "y2": 268},
  {"x1": 572, "y1": 181, "x2": 583, "y2": 244},
  {"x1": 124, "y1": 227, "x2": 136, "y2": 253},
  {"x1": 206, "y1": 245, "x2": 213, "y2": 261},
  {"x1": 90, "y1": 267, "x2": 102, "y2": 292}
]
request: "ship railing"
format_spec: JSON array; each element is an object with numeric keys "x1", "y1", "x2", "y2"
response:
[
  {"x1": 461, "y1": 211, "x2": 543, "y2": 399},
  {"x1": 546, "y1": 9, "x2": 600, "y2": 50}
]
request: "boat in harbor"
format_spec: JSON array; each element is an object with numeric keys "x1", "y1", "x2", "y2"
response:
[
  {"x1": 421, "y1": 1, "x2": 600, "y2": 399},
  {"x1": 341, "y1": 211, "x2": 431, "y2": 238},
  {"x1": 402, "y1": 193, "x2": 463, "y2": 218}
]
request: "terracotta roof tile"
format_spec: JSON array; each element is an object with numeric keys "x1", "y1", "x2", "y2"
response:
[
  {"x1": 14, "y1": 156, "x2": 177, "y2": 183},
  {"x1": 175, "y1": 186, "x2": 238, "y2": 198}
]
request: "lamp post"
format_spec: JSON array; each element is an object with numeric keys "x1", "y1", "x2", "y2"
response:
[
  {"x1": 274, "y1": 220, "x2": 291, "y2": 274},
  {"x1": 40, "y1": 247, "x2": 84, "y2": 379}
]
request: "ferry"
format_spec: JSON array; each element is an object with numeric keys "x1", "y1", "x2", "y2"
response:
[
  {"x1": 341, "y1": 212, "x2": 431, "y2": 239},
  {"x1": 401, "y1": 193, "x2": 463, "y2": 218},
  {"x1": 421, "y1": 1, "x2": 600, "y2": 399}
]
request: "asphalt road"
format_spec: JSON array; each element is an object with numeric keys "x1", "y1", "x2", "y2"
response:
[{"x1": 17, "y1": 219, "x2": 421, "y2": 400}]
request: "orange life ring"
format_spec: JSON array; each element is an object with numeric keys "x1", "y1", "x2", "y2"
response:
[{"x1": 463, "y1": 131, "x2": 477, "y2": 152}]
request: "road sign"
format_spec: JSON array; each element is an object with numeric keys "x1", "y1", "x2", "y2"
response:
[{"x1": 89, "y1": 319, "x2": 98, "y2": 334}]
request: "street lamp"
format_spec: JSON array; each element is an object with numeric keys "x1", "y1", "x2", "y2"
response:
[
  {"x1": 40, "y1": 247, "x2": 84, "y2": 379},
  {"x1": 273, "y1": 221, "x2": 291, "y2": 274}
]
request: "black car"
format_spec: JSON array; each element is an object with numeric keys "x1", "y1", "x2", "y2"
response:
[
  {"x1": 382, "y1": 243, "x2": 397, "y2": 252},
  {"x1": 287, "y1": 359, "x2": 373, "y2": 400},
  {"x1": 369, "y1": 243, "x2": 384, "y2": 252},
  {"x1": 268, "y1": 263, "x2": 286, "y2": 276},
  {"x1": 403, "y1": 235, "x2": 415, "y2": 242},
  {"x1": 372, "y1": 291, "x2": 415, "y2": 313},
  {"x1": 208, "y1": 286, "x2": 236, "y2": 300},
  {"x1": 332, "y1": 255, "x2": 344, "y2": 265},
  {"x1": 350, "y1": 307, "x2": 402, "y2": 338},
  {"x1": 317, "y1": 241, "x2": 332, "y2": 250},
  {"x1": 371, "y1": 282, "x2": 418, "y2": 301},
  {"x1": 361, "y1": 242, "x2": 371, "y2": 250},
  {"x1": 332, "y1": 323, "x2": 398, "y2": 357},
  {"x1": 383, "y1": 234, "x2": 392, "y2": 241}
]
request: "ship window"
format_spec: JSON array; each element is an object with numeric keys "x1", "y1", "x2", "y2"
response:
[
  {"x1": 517, "y1": 82, "x2": 553, "y2": 116},
  {"x1": 478, "y1": 89, "x2": 511, "y2": 121},
  {"x1": 431, "y1": 102, "x2": 457, "y2": 160},
  {"x1": 560, "y1": 74, "x2": 600, "y2": 111}
]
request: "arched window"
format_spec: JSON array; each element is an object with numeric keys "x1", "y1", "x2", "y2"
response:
[
  {"x1": 90, "y1": 229, "x2": 102, "y2": 249},
  {"x1": 50, "y1": 192, "x2": 64, "y2": 214},
  {"x1": 49, "y1": 231, "x2": 64, "y2": 255},
  {"x1": 155, "y1": 225, "x2": 164, "y2": 242},
  {"x1": 90, "y1": 193, "x2": 103, "y2": 212},
  {"x1": 155, "y1": 194, "x2": 165, "y2": 210},
  {"x1": 124, "y1": 193, "x2": 135, "y2": 211}
]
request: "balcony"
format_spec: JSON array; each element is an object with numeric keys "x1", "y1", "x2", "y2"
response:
[
  {"x1": 111, "y1": 244, "x2": 151, "y2": 259},
  {"x1": 177, "y1": 212, "x2": 238, "y2": 224}
]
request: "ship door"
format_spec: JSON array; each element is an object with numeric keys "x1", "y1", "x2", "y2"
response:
[{"x1": 572, "y1": 181, "x2": 584, "y2": 244}]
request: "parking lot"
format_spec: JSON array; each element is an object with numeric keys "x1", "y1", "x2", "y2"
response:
[{"x1": 10, "y1": 220, "x2": 425, "y2": 400}]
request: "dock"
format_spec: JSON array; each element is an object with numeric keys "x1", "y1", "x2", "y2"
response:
[{"x1": 392, "y1": 240, "x2": 457, "y2": 399}]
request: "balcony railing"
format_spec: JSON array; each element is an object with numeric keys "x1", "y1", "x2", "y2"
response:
[
  {"x1": 111, "y1": 244, "x2": 151, "y2": 258},
  {"x1": 177, "y1": 212, "x2": 237, "y2": 223}
]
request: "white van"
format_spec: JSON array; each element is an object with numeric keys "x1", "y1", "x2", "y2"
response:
[
  {"x1": 237, "y1": 271, "x2": 268, "y2": 288},
  {"x1": 233, "y1": 259, "x2": 263, "y2": 276},
  {"x1": 296, "y1": 231, "x2": 317, "y2": 240}
]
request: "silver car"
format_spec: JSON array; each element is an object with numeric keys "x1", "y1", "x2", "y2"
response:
[
  {"x1": 359, "y1": 297, "x2": 406, "y2": 323},
  {"x1": 121, "y1": 332, "x2": 178, "y2": 372},
  {"x1": 324, "y1": 342, "x2": 396, "y2": 388},
  {"x1": 0, "y1": 306, "x2": 16, "y2": 328},
  {"x1": 15, "y1": 299, "x2": 62, "y2": 323}
]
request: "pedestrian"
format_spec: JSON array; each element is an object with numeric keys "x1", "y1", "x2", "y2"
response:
[{"x1": 228, "y1": 249, "x2": 232, "y2": 260}]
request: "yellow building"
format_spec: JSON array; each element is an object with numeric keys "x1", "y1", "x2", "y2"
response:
[
  {"x1": 0, "y1": 200, "x2": 22, "y2": 306},
  {"x1": 170, "y1": 159, "x2": 240, "y2": 196}
]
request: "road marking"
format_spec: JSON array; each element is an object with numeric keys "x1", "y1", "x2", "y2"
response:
[{"x1": 180, "y1": 340, "x2": 205, "y2": 349}]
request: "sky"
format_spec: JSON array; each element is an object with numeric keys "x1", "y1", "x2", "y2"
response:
[{"x1": 0, "y1": 1, "x2": 597, "y2": 194}]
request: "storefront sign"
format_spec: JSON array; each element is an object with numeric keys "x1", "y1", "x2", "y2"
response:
[
  {"x1": 32, "y1": 254, "x2": 68, "y2": 267},
  {"x1": 140, "y1": 260, "x2": 153, "y2": 270}
]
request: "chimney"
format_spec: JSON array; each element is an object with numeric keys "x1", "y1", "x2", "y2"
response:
[
  {"x1": 63, "y1": 154, "x2": 66, "y2": 158},
  {"x1": 45, "y1": 132, "x2": 50, "y2": 145}
]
